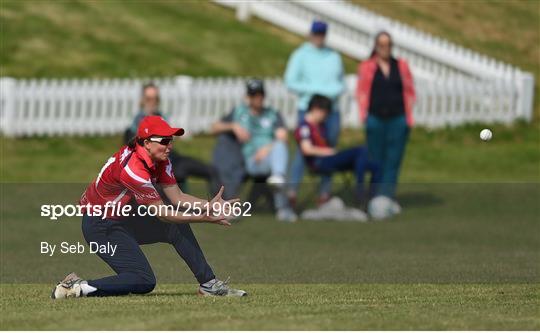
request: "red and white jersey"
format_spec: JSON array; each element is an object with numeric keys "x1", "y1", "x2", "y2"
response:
[{"x1": 80, "y1": 144, "x2": 176, "y2": 219}]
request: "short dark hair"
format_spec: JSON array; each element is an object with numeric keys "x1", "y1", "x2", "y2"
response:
[{"x1": 308, "y1": 94, "x2": 332, "y2": 113}]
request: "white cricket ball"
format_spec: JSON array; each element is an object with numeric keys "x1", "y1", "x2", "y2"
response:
[{"x1": 480, "y1": 128, "x2": 492, "y2": 141}]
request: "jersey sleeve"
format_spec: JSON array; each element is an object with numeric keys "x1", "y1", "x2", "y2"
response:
[
  {"x1": 295, "y1": 124, "x2": 312, "y2": 145},
  {"x1": 156, "y1": 158, "x2": 177, "y2": 186},
  {"x1": 120, "y1": 162, "x2": 161, "y2": 205}
]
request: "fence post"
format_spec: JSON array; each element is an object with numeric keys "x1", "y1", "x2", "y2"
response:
[
  {"x1": 344, "y1": 74, "x2": 359, "y2": 128},
  {"x1": 176, "y1": 75, "x2": 193, "y2": 138},
  {"x1": 0, "y1": 77, "x2": 17, "y2": 137},
  {"x1": 236, "y1": 1, "x2": 251, "y2": 22},
  {"x1": 516, "y1": 73, "x2": 535, "y2": 122}
]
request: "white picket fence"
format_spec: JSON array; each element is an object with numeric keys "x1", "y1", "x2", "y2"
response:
[
  {"x1": 213, "y1": 0, "x2": 535, "y2": 120},
  {"x1": 216, "y1": 0, "x2": 530, "y2": 80},
  {"x1": 0, "y1": 74, "x2": 530, "y2": 137}
]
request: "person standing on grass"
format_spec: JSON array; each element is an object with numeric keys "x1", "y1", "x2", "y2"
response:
[
  {"x1": 356, "y1": 31, "x2": 415, "y2": 210},
  {"x1": 284, "y1": 19, "x2": 345, "y2": 208},
  {"x1": 51, "y1": 116, "x2": 246, "y2": 298}
]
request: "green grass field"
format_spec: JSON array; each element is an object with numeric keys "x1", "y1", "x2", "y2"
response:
[
  {"x1": 1, "y1": 192, "x2": 539, "y2": 330},
  {"x1": 2, "y1": 284, "x2": 538, "y2": 330},
  {"x1": 2, "y1": 124, "x2": 539, "y2": 183},
  {"x1": 1, "y1": 128, "x2": 539, "y2": 330},
  {"x1": 0, "y1": 0, "x2": 312, "y2": 77}
]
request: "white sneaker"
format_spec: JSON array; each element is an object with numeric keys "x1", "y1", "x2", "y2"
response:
[
  {"x1": 277, "y1": 208, "x2": 298, "y2": 223},
  {"x1": 51, "y1": 272, "x2": 84, "y2": 299},
  {"x1": 267, "y1": 174, "x2": 286, "y2": 190},
  {"x1": 345, "y1": 208, "x2": 369, "y2": 222},
  {"x1": 198, "y1": 277, "x2": 247, "y2": 297},
  {"x1": 368, "y1": 195, "x2": 394, "y2": 220}
]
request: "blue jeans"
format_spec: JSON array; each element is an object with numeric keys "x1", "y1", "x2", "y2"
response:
[
  {"x1": 313, "y1": 146, "x2": 381, "y2": 200},
  {"x1": 245, "y1": 140, "x2": 288, "y2": 209},
  {"x1": 82, "y1": 213, "x2": 215, "y2": 297},
  {"x1": 366, "y1": 114, "x2": 409, "y2": 198},
  {"x1": 289, "y1": 109, "x2": 341, "y2": 196}
]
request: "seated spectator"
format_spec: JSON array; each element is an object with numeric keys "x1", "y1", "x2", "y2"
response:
[
  {"x1": 294, "y1": 95, "x2": 381, "y2": 204},
  {"x1": 125, "y1": 82, "x2": 220, "y2": 195},
  {"x1": 211, "y1": 79, "x2": 297, "y2": 222}
]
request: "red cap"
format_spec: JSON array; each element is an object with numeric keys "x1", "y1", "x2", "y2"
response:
[{"x1": 137, "y1": 116, "x2": 185, "y2": 139}]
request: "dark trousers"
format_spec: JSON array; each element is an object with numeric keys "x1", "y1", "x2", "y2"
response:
[
  {"x1": 366, "y1": 114, "x2": 409, "y2": 198},
  {"x1": 313, "y1": 146, "x2": 381, "y2": 201},
  {"x1": 82, "y1": 213, "x2": 215, "y2": 297}
]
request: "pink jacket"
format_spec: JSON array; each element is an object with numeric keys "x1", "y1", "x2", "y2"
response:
[{"x1": 356, "y1": 57, "x2": 416, "y2": 126}]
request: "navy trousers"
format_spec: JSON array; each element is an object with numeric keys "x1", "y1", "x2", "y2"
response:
[
  {"x1": 312, "y1": 146, "x2": 381, "y2": 201},
  {"x1": 366, "y1": 114, "x2": 410, "y2": 198},
  {"x1": 82, "y1": 213, "x2": 215, "y2": 297}
]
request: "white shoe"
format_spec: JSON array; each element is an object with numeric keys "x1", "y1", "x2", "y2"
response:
[
  {"x1": 51, "y1": 272, "x2": 84, "y2": 299},
  {"x1": 198, "y1": 277, "x2": 247, "y2": 297},
  {"x1": 277, "y1": 208, "x2": 298, "y2": 223},
  {"x1": 345, "y1": 208, "x2": 369, "y2": 222},
  {"x1": 368, "y1": 196, "x2": 394, "y2": 220},
  {"x1": 267, "y1": 174, "x2": 286, "y2": 190}
]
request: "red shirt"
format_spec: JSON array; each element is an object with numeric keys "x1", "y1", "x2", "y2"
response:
[
  {"x1": 80, "y1": 144, "x2": 176, "y2": 219},
  {"x1": 294, "y1": 119, "x2": 328, "y2": 168},
  {"x1": 294, "y1": 119, "x2": 328, "y2": 148}
]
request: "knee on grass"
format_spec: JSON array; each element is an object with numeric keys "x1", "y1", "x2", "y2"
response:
[{"x1": 130, "y1": 273, "x2": 156, "y2": 294}]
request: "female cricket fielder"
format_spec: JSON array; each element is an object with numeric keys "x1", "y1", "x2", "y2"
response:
[{"x1": 52, "y1": 116, "x2": 247, "y2": 298}]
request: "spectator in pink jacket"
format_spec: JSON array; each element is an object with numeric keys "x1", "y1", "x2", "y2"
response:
[{"x1": 356, "y1": 31, "x2": 415, "y2": 208}]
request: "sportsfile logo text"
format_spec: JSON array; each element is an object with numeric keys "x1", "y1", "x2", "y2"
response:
[{"x1": 40, "y1": 201, "x2": 252, "y2": 220}]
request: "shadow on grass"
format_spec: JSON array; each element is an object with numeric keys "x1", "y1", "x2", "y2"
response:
[
  {"x1": 398, "y1": 191, "x2": 444, "y2": 208},
  {"x1": 147, "y1": 291, "x2": 198, "y2": 297}
]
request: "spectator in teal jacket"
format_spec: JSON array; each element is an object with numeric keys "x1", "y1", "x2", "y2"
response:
[{"x1": 284, "y1": 20, "x2": 345, "y2": 207}]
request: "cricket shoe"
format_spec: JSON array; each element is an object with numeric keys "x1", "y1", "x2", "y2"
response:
[
  {"x1": 51, "y1": 272, "x2": 84, "y2": 299},
  {"x1": 198, "y1": 277, "x2": 247, "y2": 297}
]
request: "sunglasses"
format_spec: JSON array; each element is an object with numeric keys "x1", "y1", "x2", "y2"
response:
[{"x1": 148, "y1": 136, "x2": 173, "y2": 145}]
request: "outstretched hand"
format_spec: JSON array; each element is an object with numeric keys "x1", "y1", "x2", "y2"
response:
[
  {"x1": 206, "y1": 213, "x2": 232, "y2": 226},
  {"x1": 206, "y1": 186, "x2": 240, "y2": 226},
  {"x1": 210, "y1": 185, "x2": 239, "y2": 207}
]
